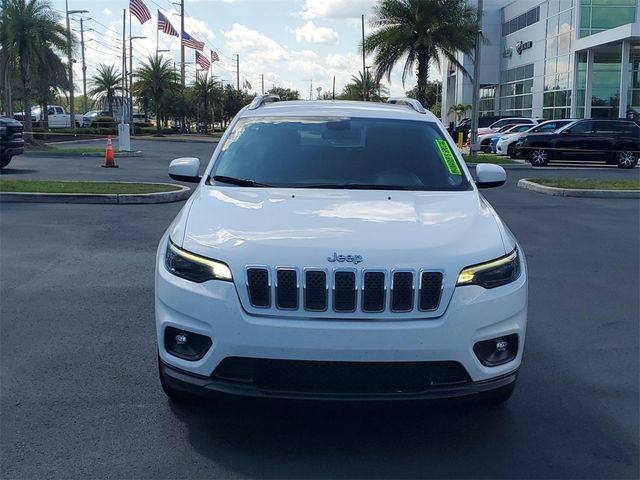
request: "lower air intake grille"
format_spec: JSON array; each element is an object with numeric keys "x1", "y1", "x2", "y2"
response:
[{"x1": 213, "y1": 357, "x2": 471, "y2": 394}]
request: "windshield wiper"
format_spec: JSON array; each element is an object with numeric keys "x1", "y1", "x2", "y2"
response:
[
  {"x1": 298, "y1": 183, "x2": 410, "y2": 190},
  {"x1": 211, "y1": 175, "x2": 272, "y2": 187}
]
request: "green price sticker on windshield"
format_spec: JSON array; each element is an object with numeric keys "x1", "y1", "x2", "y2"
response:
[{"x1": 435, "y1": 139, "x2": 462, "y2": 175}]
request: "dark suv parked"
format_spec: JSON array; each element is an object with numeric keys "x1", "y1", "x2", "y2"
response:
[
  {"x1": 0, "y1": 116, "x2": 24, "y2": 168},
  {"x1": 519, "y1": 119, "x2": 639, "y2": 169}
]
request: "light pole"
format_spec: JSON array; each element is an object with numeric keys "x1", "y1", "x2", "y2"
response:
[
  {"x1": 470, "y1": 0, "x2": 484, "y2": 157},
  {"x1": 129, "y1": 35, "x2": 146, "y2": 124},
  {"x1": 65, "y1": 2, "x2": 88, "y2": 132}
]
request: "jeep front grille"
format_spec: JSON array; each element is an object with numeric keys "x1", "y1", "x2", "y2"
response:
[{"x1": 245, "y1": 267, "x2": 443, "y2": 314}]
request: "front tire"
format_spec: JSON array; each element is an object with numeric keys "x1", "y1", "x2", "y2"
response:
[
  {"x1": 507, "y1": 143, "x2": 515, "y2": 158},
  {"x1": 529, "y1": 148, "x2": 550, "y2": 166},
  {"x1": 616, "y1": 150, "x2": 638, "y2": 169},
  {"x1": 1, "y1": 154, "x2": 12, "y2": 168},
  {"x1": 158, "y1": 356, "x2": 197, "y2": 402}
]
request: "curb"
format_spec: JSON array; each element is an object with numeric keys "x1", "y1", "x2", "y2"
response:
[
  {"x1": 26, "y1": 150, "x2": 144, "y2": 158},
  {"x1": 517, "y1": 179, "x2": 640, "y2": 198},
  {"x1": 0, "y1": 182, "x2": 191, "y2": 204}
]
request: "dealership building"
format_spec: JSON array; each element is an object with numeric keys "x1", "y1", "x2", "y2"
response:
[{"x1": 441, "y1": 0, "x2": 640, "y2": 124}]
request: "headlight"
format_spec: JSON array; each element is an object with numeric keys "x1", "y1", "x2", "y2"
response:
[
  {"x1": 165, "y1": 240, "x2": 232, "y2": 283},
  {"x1": 457, "y1": 249, "x2": 521, "y2": 289}
]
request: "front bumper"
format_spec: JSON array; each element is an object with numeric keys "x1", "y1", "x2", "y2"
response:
[
  {"x1": 1, "y1": 139, "x2": 24, "y2": 157},
  {"x1": 156, "y1": 238, "x2": 528, "y2": 399},
  {"x1": 160, "y1": 359, "x2": 518, "y2": 401}
]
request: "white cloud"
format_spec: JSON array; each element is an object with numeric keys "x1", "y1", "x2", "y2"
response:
[
  {"x1": 294, "y1": 21, "x2": 339, "y2": 44},
  {"x1": 300, "y1": 0, "x2": 376, "y2": 19},
  {"x1": 102, "y1": 8, "x2": 112, "y2": 16},
  {"x1": 223, "y1": 23, "x2": 289, "y2": 61},
  {"x1": 325, "y1": 52, "x2": 359, "y2": 69}
]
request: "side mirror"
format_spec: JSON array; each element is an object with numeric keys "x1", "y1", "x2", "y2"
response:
[
  {"x1": 475, "y1": 163, "x2": 506, "y2": 189},
  {"x1": 561, "y1": 129, "x2": 571, "y2": 135},
  {"x1": 168, "y1": 157, "x2": 201, "y2": 183}
]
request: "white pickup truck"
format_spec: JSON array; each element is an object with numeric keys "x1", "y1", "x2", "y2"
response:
[{"x1": 14, "y1": 105, "x2": 79, "y2": 128}]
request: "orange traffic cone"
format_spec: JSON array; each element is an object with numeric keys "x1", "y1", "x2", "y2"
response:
[{"x1": 101, "y1": 135, "x2": 118, "y2": 168}]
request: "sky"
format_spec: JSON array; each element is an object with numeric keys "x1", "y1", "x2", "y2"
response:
[{"x1": 51, "y1": 0, "x2": 442, "y2": 100}]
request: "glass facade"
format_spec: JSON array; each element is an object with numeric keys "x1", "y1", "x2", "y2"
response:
[
  {"x1": 544, "y1": 0, "x2": 576, "y2": 118},
  {"x1": 499, "y1": 64, "x2": 535, "y2": 117},
  {"x1": 629, "y1": 43, "x2": 640, "y2": 118},
  {"x1": 591, "y1": 44, "x2": 623, "y2": 118},
  {"x1": 479, "y1": 86, "x2": 497, "y2": 116},
  {"x1": 579, "y1": 0, "x2": 637, "y2": 38},
  {"x1": 502, "y1": 6, "x2": 541, "y2": 36}
]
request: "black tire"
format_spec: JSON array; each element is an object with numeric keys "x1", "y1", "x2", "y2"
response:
[
  {"x1": 529, "y1": 148, "x2": 550, "y2": 166},
  {"x1": 158, "y1": 355, "x2": 198, "y2": 402},
  {"x1": 615, "y1": 149, "x2": 638, "y2": 169},
  {"x1": 507, "y1": 143, "x2": 515, "y2": 158},
  {"x1": 1, "y1": 154, "x2": 12, "y2": 168}
]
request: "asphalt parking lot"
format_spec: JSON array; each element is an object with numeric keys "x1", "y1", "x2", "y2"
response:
[{"x1": 1, "y1": 140, "x2": 639, "y2": 478}]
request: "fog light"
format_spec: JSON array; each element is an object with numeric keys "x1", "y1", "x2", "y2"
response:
[
  {"x1": 473, "y1": 334, "x2": 518, "y2": 366},
  {"x1": 164, "y1": 326, "x2": 212, "y2": 361}
]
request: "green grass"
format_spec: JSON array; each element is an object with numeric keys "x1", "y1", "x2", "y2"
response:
[
  {"x1": 529, "y1": 177, "x2": 640, "y2": 191},
  {"x1": 28, "y1": 147, "x2": 122, "y2": 155},
  {"x1": 0, "y1": 179, "x2": 180, "y2": 194},
  {"x1": 462, "y1": 154, "x2": 517, "y2": 165}
]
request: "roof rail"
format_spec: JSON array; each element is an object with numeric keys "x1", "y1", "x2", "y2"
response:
[
  {"x1": 386, "y1": 97, "x2": 426, "y2": 114},
  {"x1": 248, "y1": 94, "x2": 281, "y2": 110}
]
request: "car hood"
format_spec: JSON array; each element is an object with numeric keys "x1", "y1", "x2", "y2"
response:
[{"x1": 178, "y1": 186, "x2": 509, "y2": 267}]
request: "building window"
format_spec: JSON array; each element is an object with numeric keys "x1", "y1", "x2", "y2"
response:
[
  {"x1": 591, "y1": 43, "x2": 623, "y2": 118},
  {"x1": 579, "y1": 0, "x2": 637, "y2": 38},
  {"x1": 544, "y1": 0, "x2": 575, "y2": 119},
  {"x1": 500, "y1": 64, "x2": 534, "y2": 117},
  {"x1": 479, "y1": 86, "x2": 497, "y2": 116},
  {"x1": 628, "y1": 43, "x2": 640, "y2": 119},
  {"x1": 502, "y1": 6, "x2": 540, "y2": 36}
]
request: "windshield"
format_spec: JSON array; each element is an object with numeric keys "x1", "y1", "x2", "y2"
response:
[{"x1": 210, "y1": 116, "x2": 470, "y2": 191}]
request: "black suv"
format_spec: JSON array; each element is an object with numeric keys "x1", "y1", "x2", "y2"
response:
[
  {"x1": 519, "y1": 119, "x2": 639, "y2": 169},
  {"x1": 0, "y1": 116, "x2": 25, "y2": 168}
]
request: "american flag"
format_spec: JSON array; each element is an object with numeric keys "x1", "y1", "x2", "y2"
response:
[
  {"x1": 130, "y1": 0, "x2": 151, "y2": 24},
  {"x1": 195, "y1": 51, "x2": 211, "y2": 70},
  {"x1": 157, "y1": 11, "x2": 178, "y2": 37},
  {"x1": 211, "y1": 51, "x2": 220, "y2": 63},
  {"x1": 181, "y1": 31, "x2": 204, "y2": 51}
]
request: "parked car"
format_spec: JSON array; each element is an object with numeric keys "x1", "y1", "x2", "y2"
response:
[
  {"x1": 488, "y1": 124, "x2": 534, "y2": 154},
  {"x1": 156, "y1": 96, "x2": 528, "y2": 405},
  {"x1": 132, "y1": 113, "x2": 147, "y2": 124},
  {"x1": 0, "y1": 116, "x2": 24, "y2": 168},
  {"x1": 497, "y1": 119, "x2": 576, "y2": 157},
  {"x1": 519, "y1": 119, "x2": 640, "y2": 168},
  {"x1": 14, "y1": 105, "x2": 79, "y2": 128},
  {"x1": 473, "y1": 123, "x2": 531, "y2": 153},
  {"x1": 476, "y1": 117, "x2": 543, "y2": 136},
  {"x1": 80, "y1": 110, "x2": 110, "y2": 127}
]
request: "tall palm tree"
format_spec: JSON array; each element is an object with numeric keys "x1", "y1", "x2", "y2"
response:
[
  {"x1": 0, "y1": 0, "x2": 69, "y2": 140},
  {"x1": 192, "y1": 72, "x2": 222, "y2": 131},
  {"x1": 89, "y1": 64, "x2": 122, "y2": 117},
  {"x1": 449, "y1": 103, "x2": 472, "y2": 124},
  {"x1": 364, "y1": 0, "x2": 477, "y2": 106},
  {"x1": 133, "y1": 55, "x2": 179, "y2": 135},
  {"x1": 34, "y1": 48, "x2": 69, "y2": 128}
]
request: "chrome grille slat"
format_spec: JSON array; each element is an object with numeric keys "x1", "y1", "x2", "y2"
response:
[{"x1": 246, "y1": 267, "x2": 443, "y2": 314}]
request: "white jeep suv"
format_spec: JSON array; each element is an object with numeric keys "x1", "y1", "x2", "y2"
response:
[{"x1": 156, "y1": 97, "x2": 528, "y2": 404}]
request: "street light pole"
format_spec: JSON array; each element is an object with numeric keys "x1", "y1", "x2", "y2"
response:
[
  {"x1": 80, "y1": 17, "x2": 87, "y2": 114},
  {"x1": 470, "y1": 0, "x2": 483, "y2": 158},
  {"x1": 65, "y1": 3, "x2": 88, "y2": 132},
  {"x1": 130, "y1": 35, "x2": 146, "y2": 125},
  {"x1": 361, "y1": 14, "x2": 367, "y2": 101}
]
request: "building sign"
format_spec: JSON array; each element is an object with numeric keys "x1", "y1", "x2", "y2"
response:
[
  {"x1": 516, "y1": 41, "x2": 533, "y2": 55},
  {"x1": 503, "y1": 46, "x2": 513, "y2": 58}
]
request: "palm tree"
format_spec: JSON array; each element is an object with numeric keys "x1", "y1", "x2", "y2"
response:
[
  {"x1": 0, "y1": 0, "x2": 70, "y2": 140},
  {"x1": 364, "y1": 0, "x2": 477, "y2": 106},
  {"x1": 192, "y1": 72, "x2": 222, "y2": 132},
  {"x1": 339, "y1": 71, "x2": 389, "y2": 102},
  {"x1": 34, "y1": 48, "x2": 69, "y2": 128},
  {"x1": 133, "y1": 55, "x2": 179, "y2": 135},
  {"x1": 89, "y1": 64, "x2": 122, "y2": 117},
  {"x1": 449, "y1": 103, "x2": 471, "y2": 125}
]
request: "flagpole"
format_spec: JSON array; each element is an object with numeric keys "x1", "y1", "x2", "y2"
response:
[{"x1": 156, "y1": 12, "x2": 159, "y2": 55}]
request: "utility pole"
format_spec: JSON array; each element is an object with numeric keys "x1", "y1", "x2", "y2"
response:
[
  {"x1": 180, "y1": 0, "x2": 185, "y2": 88},
  {"x1": 361, "y1": 14, "x2": 366, "y2": 101},
  {"x1": 122, "y1": 9, "x2": 126, "y2": 124},
  {"x1": 80, "y1": 17, "x2": 87, "y2": 114},
  {"x1": 65, "y1": 3, "x2": 87, "y2": 132},
  {"x1": 130, "y1": 34, "x2": 146, "y2": 124},
  {"x1": 261, "y1": 74, "x2": 264, "y2": 94},
  {"x1": 234, "y1": 54, "x2": 240, "y2": 90},
  {"x1": 332, "y1": 76, "x2": 336, "y2": 100},
  {"x1": 470, "y1": 0, "x2": 483, "y2": 158},
  {"x1": 309, "y1": 79, "x2": 313, "y2": 100}
]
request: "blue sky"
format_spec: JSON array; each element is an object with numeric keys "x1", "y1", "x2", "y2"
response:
[{"x1": 52, "y1": 0, "x2": 441, "y2": 98}]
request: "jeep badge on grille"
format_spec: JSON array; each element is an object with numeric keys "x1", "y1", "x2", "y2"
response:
[{"x1": 327, "y1": 252, "x2": 363, "y2": 265}]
